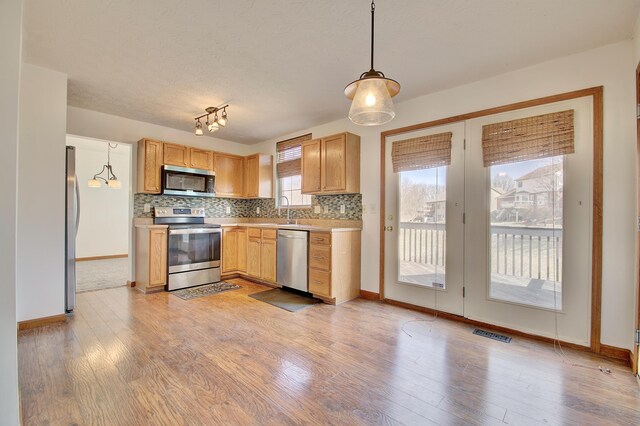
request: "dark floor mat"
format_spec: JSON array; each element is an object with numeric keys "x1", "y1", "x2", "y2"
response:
[
  {"x1": 171, "y1": 282, "x2": 240, "y2": 300},
  {"x1": 249, "y1": 288, "x2": 321, "y2": 312}
]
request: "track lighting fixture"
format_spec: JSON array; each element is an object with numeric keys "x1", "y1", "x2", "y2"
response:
[{"x1": 194, "y1": 105, "x2": 229, "y2": 136}]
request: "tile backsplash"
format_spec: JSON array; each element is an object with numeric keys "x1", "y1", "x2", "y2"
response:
[{"x1": 133, "y1": 193, "x2": 362, "y2": 221}]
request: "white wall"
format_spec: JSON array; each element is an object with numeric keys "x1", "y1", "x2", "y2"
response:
[
  {"x1": 17, "y1": 63, "x2": 68, "y2": 322},
  {"x1": 253, "y1": 41, "x2": 637, "y2": 350},
  {"x1": 0, "y1": 0, "x2": 22, "y2": 422},
  {"x1": 67, "y1": 106, "x2": 251, "y2": 156},
  {"x1": 66, "y1": 135, "x2": 131, "y2": 258}
]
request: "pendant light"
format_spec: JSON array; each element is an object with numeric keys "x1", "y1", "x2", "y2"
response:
[
  {"x1": 345, "y1": 0, "x2": 400, "y2": 126},
  {"x1": 87, "y1": 143, "x2": 121, "y2": 189}
]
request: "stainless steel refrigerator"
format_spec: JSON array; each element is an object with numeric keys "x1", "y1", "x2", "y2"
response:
[{"x1": 65, "y1": 146, "x2": 79, "y2": 312}]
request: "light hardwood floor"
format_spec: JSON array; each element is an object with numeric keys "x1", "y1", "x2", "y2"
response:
[{"x1": 18, "y1": 278, "x2": 640, "y2": 425}]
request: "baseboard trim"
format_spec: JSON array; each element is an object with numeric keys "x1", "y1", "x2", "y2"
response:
[
  {"x1": 76, "y1": 254, "x2": 128, "y2": 262},
  {"x1": 359, "y1": 290, "x2": 381, "y2": 301},
  {"x1": 127, "y1": 280, "x2": 136, "y2": 288},
  {"x1": 222, "y1": 273, "x2": 280, "y2": 289},
  {"x1": 18, "y1": 314, "x2": 67, "y2": 331},
  {"x1": 384, "y1": 298, "x2": 593, "y2": 354},
  {"x1": 600, "y1": 344, "x2": 633, "y2": 364}
]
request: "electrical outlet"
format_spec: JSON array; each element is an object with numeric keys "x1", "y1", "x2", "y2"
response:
[
  {"x1": 314, "y1": 205, "x2": 321, "y2": 214},
  {"x1": 371, "y1": 203, "x2": 377, "y2": 214},
  {"x1": 323, "y1": 205, "x2": 329, "y2": 214},
  {"x1": 143, "y1": 203, "x2": 151, "y2": 213},
  {"x1": 226, "y1": 206, "x2": 231, "y2": 215},
  {"x1": 362, "y1": 204, "x2": 368, "y2": 214},
  {"x1": 256, "y1": 206, "x2": 260, "y2": 214},
  {"x1": 340, "y1": 204, "x2": 345, "y2": 214}
]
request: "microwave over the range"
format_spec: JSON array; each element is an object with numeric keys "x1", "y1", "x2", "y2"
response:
[{"x1": 162, "y1": 165, "x2": 216, "y2": 197}]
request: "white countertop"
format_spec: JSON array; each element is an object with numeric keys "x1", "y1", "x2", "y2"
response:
[{"x1": 220, "y1": 223, "x2": 361, "y2": 232}]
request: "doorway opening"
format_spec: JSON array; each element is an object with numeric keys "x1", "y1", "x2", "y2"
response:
[{"x1": 66, "y1": 135, "x2": 132, "y2": 294}]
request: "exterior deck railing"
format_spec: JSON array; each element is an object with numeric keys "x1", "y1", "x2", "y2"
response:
[{"x1": 399, "y1": 222, "x2": 562, "y2": 281}]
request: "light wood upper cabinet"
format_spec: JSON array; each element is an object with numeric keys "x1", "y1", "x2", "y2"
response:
[
  {"x1": 137, "y1": 139, "x2": 164, "y2": 194},
  {"x1": 189, "y1": 148, "x2": 214, "y2": 171},
  {"x1": 214, "y1": 153, "x2": 244, "y2": 198},
  {"x1": 136, "y1": 138, "x2": 273, "y2": 198},
  {"x1": 163, "y1": 143, "x2": 190, "y2": 167},
  {"x1": 301, "y1": 139, "x2": 321, "y2": 194},
  {"x1": 302, "y1": 132, "x2": 360, "y2": 195},
  {"x1": 244, "y1": 154, "x2": 273, "y2": 198}
]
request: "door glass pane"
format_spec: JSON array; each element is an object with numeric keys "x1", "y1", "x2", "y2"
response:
[
  {"x1": 398, "y1": 167, "x2": 446, "y2": 288},
  {"x1": 489, "y1": 156, "x2": 563, "y2": 309}
]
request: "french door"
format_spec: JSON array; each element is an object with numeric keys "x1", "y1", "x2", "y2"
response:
[
  {"x1": 383, "y1": 97, "x2": 593, "y2": 344},
  {"x1": 384, "y1": 122, "x2": 465, "y2": 315}
]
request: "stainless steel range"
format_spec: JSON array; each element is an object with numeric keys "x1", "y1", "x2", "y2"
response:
[{"x1": 154, "y1": 207, "x2": 221, "y2": 291}]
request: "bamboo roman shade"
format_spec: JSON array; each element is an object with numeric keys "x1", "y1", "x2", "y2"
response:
[
  {"x1": 391, "y1": 132, "x2": 452, "y2": 172},
  {"x1": 276, "y1": 133, "x2": 312, "y2": 178},
  {"x1": 481, "y1": 110, "x2": 574, "y2": 167}
]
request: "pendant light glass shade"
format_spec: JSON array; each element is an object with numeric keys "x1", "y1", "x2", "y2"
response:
[
  {"x1": 108, "y1": 179, "x2": 122, "y2": 189},
  {"x1": 88, "y1": 179, "x2": 102, "y2": 188},
  {"x1": 348, "y1": 77, "x2": 396, "y2": 126}
]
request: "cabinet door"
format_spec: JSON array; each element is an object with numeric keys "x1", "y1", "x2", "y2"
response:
[
  {"x1": 260, "y1": 239, "x2": 277, "y2": 283},
  {"x1": 247, "y1": 238, "x2": 261, "y2": 278},
  {"x1": 222, "y1": 228, "x2": 238, "y2": 273},
  {"x1": 237, "y1": 229, "x2": 247, "y2": 273},
  {"x1": 301, "y1": 139, "x2": 322, "y2": 193},
  {"x1": 163, "y1": 143, "x2": 190, "y2": 167},
  {"x1": 142, "y1": 139, "x2": 163, "y2": 193},
  {"x1": 214, "y1": 153, "x2": 244, "y2": 197},
  {"x1": 321, "y1": 134, "x2": 347, "y2": 192},
  {"x1": 189, "y1": 148, "x2": 213, "y2": 171},
  {"x1": 149, "y1": 229, "x2": 167, "y2": 287},
  {"x1": 244, "y1": 155, "x2": 259, "y2": 198}
]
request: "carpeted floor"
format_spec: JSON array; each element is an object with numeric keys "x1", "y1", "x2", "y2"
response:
[{"x1": 76, "y1": 257, "x2": 129, "y2": 293}]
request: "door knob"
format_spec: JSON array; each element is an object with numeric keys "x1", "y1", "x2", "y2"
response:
[{"x1": 385, "y1": 226, "x2": 393, "y2": 232}]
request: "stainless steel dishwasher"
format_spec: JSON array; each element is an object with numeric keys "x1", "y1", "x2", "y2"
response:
[{"x1": 277, "y1": 230, "x2": 309, "y2": 292}]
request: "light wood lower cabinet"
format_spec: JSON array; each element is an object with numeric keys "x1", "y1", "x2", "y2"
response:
[
  {"x1": 247, "y1": 236, "x2": 261, "y2": 278},
  {"x1": 224, "y1": 226, "x2": 277, "y2": 284},
  {"x1": 135, "y1": 226, "x2": 167, "y2": 293},
  {"x1": 260, "y1": 238, "x2": 277, "y2": 282},
  {"x1": 308, "y1": 231, "x2": 361, "y2": 304}
]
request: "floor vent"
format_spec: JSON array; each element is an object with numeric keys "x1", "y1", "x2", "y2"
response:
[{"x1": 473, "y1": 329, "x2": 512, "y2": 343}]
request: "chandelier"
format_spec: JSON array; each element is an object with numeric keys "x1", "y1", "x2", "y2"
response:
[{"x1": 88, "y1": 143, "x2": 121, "y2": 189}]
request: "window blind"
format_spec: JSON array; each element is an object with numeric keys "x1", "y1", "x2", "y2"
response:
[
  {"x1": 481, "y1": 110, "x2": 574, "y2": 167},
  {"x1": 276, "y1": 133, "x2": 312, "y2": 178},
  {"x1": 391, "y1": 132, "x2": 452, "y2": 173}
]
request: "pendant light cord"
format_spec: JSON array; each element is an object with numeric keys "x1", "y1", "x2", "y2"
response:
[{"x1": 370, "y1": 0, "x2": 375, "y2": 71}]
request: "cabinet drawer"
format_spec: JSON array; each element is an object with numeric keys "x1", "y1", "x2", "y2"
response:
[
  {"x1": 309, "y1": 245, "x2": 331, "y2": 271},
  {"x1": 247, "y1": 228, "x2": 262, "y2": 239},
  {"x1": 262, "y1": 229, "x2": 277, "y2": 240},
  {"x1": 309, "y1": 232, "x2": 331, "y2": 245},
  {"x1": 309, "y1": 268, "x2": 331, "y2": 297}
]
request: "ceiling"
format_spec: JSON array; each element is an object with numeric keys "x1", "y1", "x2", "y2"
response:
[{"x1": 23, "y1": 0, "x2": 640, "y2": 144}]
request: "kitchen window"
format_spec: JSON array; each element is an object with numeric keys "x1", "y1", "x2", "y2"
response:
[{"x1": 276, "y1": 134, "x2": 313, "y2": 207}]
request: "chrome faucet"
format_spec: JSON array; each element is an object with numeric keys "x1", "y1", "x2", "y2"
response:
[{"x1": 279, "y1": 195, "x2": 292, "y2": 224}]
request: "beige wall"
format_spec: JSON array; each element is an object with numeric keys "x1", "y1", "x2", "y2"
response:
[
  {"x1": 0, "y1": 0, "x2": 22, "y2": 422},
  {"x1": 253, "y1": 41, "x2": 637, "y2": 350}
]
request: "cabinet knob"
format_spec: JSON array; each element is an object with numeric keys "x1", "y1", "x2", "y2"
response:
[{"x1": 385, "y1": 226, "x2": 393, "y2": 232}]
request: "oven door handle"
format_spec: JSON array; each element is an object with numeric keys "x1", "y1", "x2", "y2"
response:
[{"x1": 168, "y1": 228, "x2": 222, "y2": 235}]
